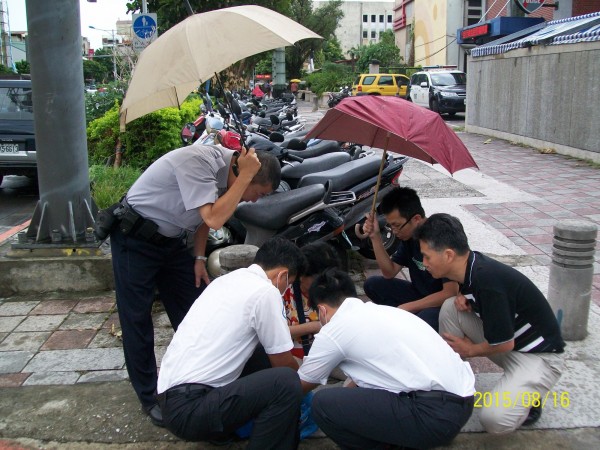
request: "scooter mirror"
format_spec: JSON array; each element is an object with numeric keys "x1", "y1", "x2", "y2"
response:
[
  {"x1": 269, "y1": 132, "x2": 285, "y2": 143},
  {"x1": 181, "y1": 123, "x2": 196, "y2": 145},
  {"x1": 270, "y1": 115, "x2": 280, "y2": 125},
  {"x1": 287, "y1": 138, "x2": 306, "y2": 150},
  {"x1": 286, "y1": 112, "x2": 294, "y2": 121},
  {"x1": 259, "y1": 111, "x2": 266, "y2": 118}
]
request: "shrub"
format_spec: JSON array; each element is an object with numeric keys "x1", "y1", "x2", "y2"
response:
[
  {"x1": 89, "y1": 165, "x2": 142, "y2": 209},
  {"x1": 305, "y1": 63, "x2": 354, "y2": 96},
  {"x1": 87, "y1": 96, "x2": 202, "y2": 170}
]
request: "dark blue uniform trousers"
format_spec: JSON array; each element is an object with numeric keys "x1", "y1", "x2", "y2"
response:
[
  {"x1": 312, "y1": 387, "x2": 473, "y2": 449},
  {"x1": 110, "y1": 227, "x2": 204, "y2": 408},
  {"x1": 363, "y1": 276, "x2": 441, "y2": 331},
  {"x1": 159, "y1": 367, "x2": 302, "y2": 450}
]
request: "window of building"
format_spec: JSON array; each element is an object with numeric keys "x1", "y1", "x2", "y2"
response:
[
  {"x1": 379, "y1": 15, "x2": 384, "y2": 23},
  {"x1": 371, "y1": 14, "x2": 376, "y2": 22},
  {"x1": 388, "y1": 14, "x2": 392, "y2": 23},
  {"x1": 363, "y1": 30, "x2": 368, "y2": 38},
  {"x1": 371, "y1": 30, "x2": 376, "y2": 38},
  {"x1": 363, "y1": 14, "x2": 368, "y2": 22}
]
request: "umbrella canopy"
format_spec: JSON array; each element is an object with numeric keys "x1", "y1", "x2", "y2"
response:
[
  {"x1": 120, "y1": 5, "x2": 322, "y2": 130},
  {"x1": 305, "y1": 95, "x2": 478, "y2": 174},
  {"x1": 290, "y1": 78, "x2": 302, "y2": 83}
]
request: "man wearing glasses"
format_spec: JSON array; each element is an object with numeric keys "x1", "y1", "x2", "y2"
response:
[{"x1": 362, "y1": 187, "x2": 458, "y2": 330}]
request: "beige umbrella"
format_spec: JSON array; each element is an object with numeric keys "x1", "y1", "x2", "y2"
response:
[{"x1": 120, "y1": 5, "x2": 322, "y2": 131}]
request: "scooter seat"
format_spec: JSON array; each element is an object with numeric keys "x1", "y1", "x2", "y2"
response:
[
  {"x1": 287, "y1": 140, "x2": 340, "y2": 159},
  {"x1": 235, "y1": 184, "x2": 327, "y2": 230},
  {"x1": 297, "y1": 155, "x2": 382, "y2": 191},
  {"x1": 282, "y1": 153, "x2": 351, "y2": 187}
]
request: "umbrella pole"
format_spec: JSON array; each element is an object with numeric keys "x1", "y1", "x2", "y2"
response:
[{"x1": 355, "y1": 134, "x2": 390, "y2": 239}]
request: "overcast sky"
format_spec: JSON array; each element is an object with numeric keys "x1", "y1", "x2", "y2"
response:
[{"x1": 5, "y1": 0, "x2": 133, "y2": 50}]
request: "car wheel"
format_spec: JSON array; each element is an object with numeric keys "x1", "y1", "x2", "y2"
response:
[{"x1": 431, "y1": 99, "x2": 440, "y2": 113}]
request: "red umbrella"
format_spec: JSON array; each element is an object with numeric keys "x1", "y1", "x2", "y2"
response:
[
  {"x1": 305, "y1": 95, "x2": 478, "y2": 236},
  {"x1": 305, "y1": 95, "x2": 478, "y2": 174}
]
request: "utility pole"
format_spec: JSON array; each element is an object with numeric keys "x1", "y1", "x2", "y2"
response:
[{"x1": 14, "y1": 0, "x2": 97, "y2": 251}]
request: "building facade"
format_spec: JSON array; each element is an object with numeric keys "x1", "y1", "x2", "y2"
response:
[
  {"x1": 314, "y1": 0, "x2": 396, "y2": 56},
  {"x1": 394, "y1": 0, "x2": 600, "y2": 72}
]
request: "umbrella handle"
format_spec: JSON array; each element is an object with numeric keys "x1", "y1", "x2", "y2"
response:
[{"x1": 354, "y1": 223, "x2": 369, "y2": 240}]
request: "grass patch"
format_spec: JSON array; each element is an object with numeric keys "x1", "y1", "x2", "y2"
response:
[{"x1": 89, "y1": 165, "x2": 141, "y2": 209}]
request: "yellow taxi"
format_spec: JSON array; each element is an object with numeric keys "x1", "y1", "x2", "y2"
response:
[{"x1": 351, "y1": 73, "x2": 410, "y2": 97}]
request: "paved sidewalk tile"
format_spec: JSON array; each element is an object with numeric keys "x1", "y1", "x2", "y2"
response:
[
  {"x1": 0, "y1": 316, "x2": 25, "y2": 333},
  {"x1": 0, "y1": 351, "x2": 34, "y2": 374},
  {"x1": 23, "y1": 348, "x2": 124, "y2": 372},
  {"x1": 0, "y1": 301, "x2": 39, "y2": 316},
  {"x1": 77, "y1": 369, "x2": 129, "y2": 383},
  {"x1": 23, "y1": 371, "x2": 80, "y2": 386},
  {"x1": 58, "y1": 312, "x2": 109, "y2": 331},
  {"x1": 29, "y1": 299, "x2": 78, "y2": 315},
  {"x1": 0, "y1": 331, "x2": 51, "y2": 352},
  {"x1": 101, "y1": 311, "x2": 120, "y2": 329},
  {"x1": 0, "y1": 332, "x2": 7, "y2": 342},
  {"x1": 0, "y1": 372, "x2": 30, "y2": 387},
  {"x1": 73, "y1": 296, "x2": 115, "y2": 313},
  {"x1": 88, "y1": 328, "x2": 123, "y2": 348},
  {"x1": 41, "y1": 330, "x2": 97, "y2": 350},
  {"x1": 13, "y1": 314, "x2": 66, "y2": 332}
]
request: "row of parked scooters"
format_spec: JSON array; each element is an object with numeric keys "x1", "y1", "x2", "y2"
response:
[{"x1": 180, "y1": 91, "x2": 408, "y2": 277}]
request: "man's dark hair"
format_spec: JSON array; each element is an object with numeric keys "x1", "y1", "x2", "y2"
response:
[
  {"x1": 308, "y1": 268, "x2": 357, "y2": 309},
  {"x1": 413, "y1": 213, "x2": 470, "y2": 255},
  {"x1": 379, "y1": 187, "x2": 425, "y2": 219},
  {"x1": 253, "y1": 151, "x2": 281, "y2": 190},
  {"x1": 301, "y1": 242, "x2": 342, "y2": 278},
  {"x1": 253, "y1": 237, "x2": 305, "y2": 277}
]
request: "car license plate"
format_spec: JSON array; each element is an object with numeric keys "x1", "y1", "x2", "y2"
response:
[{"x1": 0, "y1": 143, "x2": 21, "y2": 153}]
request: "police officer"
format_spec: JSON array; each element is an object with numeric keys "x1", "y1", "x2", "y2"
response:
[{"x1": 110, "y1": 142, "x2": 280, "y2": 427}]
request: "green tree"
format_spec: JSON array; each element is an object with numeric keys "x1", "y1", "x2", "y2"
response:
[
  {"x1": 15, "y1": 60, "x2": 30, "y2": 74},
  {"x1": 353, "y1": 30, "x2": 402, "y2": 73},
  {"x1": 321, "y1": 36, "x2": 344, "y2": 62},
  {"x1": 91, "y1": 47, "x2": 116, "y2": 81},
  {"x1": 285, "y1": 0, "x2": 343, "y2": 78},
  {"x1": 83, "y1": 59, "x2": 108, "y2": 84},
  {"x1": 126, "y1": 1, "x2": 292, "y2": 32}
]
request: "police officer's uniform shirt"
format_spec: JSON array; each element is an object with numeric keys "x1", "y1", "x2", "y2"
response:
[
  {"x1": 298, "y1": 298, "x2": 475, "y2": 397},
  {"x1": 391, "y1": 238, "x2": 448, "y2": 297},
  {"x1": 157, "y1": 264, "x2": 293, "y2": 393},
  {"x1": 461, "y1": 251, "x2": 565, "y2": 353},
  {"x1": 126, "y1": 143, "x2": 235, "y2": 237}
]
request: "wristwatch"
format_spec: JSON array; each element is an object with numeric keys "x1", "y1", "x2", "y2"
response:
[{"x1": 195, "y1": 255, "x2": 208, "y2": 262}]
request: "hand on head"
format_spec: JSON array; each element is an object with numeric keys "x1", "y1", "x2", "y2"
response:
[{"x1": 237, "y1": 147, "x2": 261, "y2": 180}]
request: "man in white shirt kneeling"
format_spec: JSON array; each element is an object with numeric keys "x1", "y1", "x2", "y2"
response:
[
  {"x1": 298, "y1": 269, "x2": 476, "y2": 449},
  {"x1": 157, "y1": 237, "x2": 304, "y2": 449}
]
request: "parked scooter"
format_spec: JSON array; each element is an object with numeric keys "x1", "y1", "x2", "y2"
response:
[
  {"x1": 327, "y1": 86, "x2": 351, "y2": 108},
  {"x1": 205, "y1": 148, "x2": 408, "y2": 276}
]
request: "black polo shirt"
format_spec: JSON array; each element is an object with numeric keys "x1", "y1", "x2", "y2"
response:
[
  {"x1": 391, "y1": 238, "x2": 447, "y2": 298},
  {"x1": 460, "y1": 251, "x2": 565, "y2": 353}
]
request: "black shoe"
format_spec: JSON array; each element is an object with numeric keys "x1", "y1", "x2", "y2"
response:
[
  {"x1": 522, "y1": 405, "x2": 542, "y2": 426},
  {"x1": 144, "y1": 404, "x2": 165, "y2": 427}
]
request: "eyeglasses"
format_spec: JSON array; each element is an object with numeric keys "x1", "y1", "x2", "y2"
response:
[{"x1": 388, "y1": 214, "x2": 415, "y2": 232}]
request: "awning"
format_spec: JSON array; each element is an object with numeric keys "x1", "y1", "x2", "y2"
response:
[{"x1": 471, "y1": 12, "x2": 600, "y2": 58}]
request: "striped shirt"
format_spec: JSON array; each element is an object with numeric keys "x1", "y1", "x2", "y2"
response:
[{"x1": 460, "y1": 251, "x2": 564, "y2": 353}]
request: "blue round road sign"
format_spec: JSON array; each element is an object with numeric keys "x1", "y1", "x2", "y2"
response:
[{"x1": 133, "y1": 15, "x2": 157, "y2": 39}]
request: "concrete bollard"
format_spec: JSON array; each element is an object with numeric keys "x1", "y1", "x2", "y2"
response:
[
  {"x1": 547, "y1": 220, "x2": 597, "y2": 341},
  {"x1": 219, "y1": 244, "x2": 259, "y2": 276}
]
